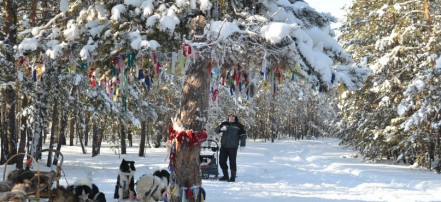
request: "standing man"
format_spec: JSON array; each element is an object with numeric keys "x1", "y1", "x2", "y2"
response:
[{"x1": 215, "y1": 113, "x2": 246, "y2": 182}]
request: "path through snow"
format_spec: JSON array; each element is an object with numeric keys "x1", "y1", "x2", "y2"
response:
[{"x1": 2, "y1": 138, "x2": 440, "y2": 201}]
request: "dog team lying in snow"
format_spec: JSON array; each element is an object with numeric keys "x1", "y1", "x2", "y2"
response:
[{"x1": 0, "y1": 159, "x2": 170, "y2": 202}]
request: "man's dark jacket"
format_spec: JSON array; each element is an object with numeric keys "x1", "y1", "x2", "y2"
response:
[{"x1": 215, "y1": 120, "x2": 246, "y2": 149}]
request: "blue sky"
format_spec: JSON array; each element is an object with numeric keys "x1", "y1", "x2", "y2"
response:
[{"x1": 304, "y1": 0, "x2": 351, "y2": 23}]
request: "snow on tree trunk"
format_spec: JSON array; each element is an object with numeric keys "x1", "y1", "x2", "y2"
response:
[
  {"x1": 17, "y1": 95, "x2": 28, "y2": 169},
  {"x1": 47, "y1": 100, "x2": 58, "y2": 167},
  {"x1": 170, "y1": 57, "x2": 210, "y2": 202}
]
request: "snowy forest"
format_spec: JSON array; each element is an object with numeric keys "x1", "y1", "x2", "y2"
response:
[{"x1": 0, "y1": 0, "x2": 441, "y2": 200}]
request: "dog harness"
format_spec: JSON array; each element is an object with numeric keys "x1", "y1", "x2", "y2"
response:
[
  {"x1": 144, "y1": 181, "x2": 159, "y2": 197},
  {"x1": 118, "y1": 172, "x2": 133, "y2": 189},
  {"x1": 93, "y1": 192, "x2": 101, "y2": 201}
]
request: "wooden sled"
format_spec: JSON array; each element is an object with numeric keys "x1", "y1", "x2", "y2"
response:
[{"x1": 2, "y1": 148, "x2": 64, "y2": 201}]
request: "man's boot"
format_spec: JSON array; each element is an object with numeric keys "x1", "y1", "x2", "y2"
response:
[
  {"x1": 229, "y1": 170, "x2": 236, "y2": 182},
  {"x1": 219, "y1": 169, "x2": 229, "y2": 181}
]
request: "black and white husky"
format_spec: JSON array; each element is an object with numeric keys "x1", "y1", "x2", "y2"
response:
[
  {"x1": 71, "y1": 178, "x2": 106, "y2": 202},
  {"x1": 135, "y1": 174, "x2": 166, "y2": 202},
  {"x1": 152, "y1": 169, "x2": 170, "y2": 187},
  {"x1": 114, "y1": 159, "x2": 136, "y2": 200}
]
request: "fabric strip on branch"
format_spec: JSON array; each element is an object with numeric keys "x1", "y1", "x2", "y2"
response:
[
  {"x1": 208, "y1": 58, "x2": 213, "y2": 74},
  {"x1": 339, "y1": 83, "x2": 344, "y2": 105},
  {"x1": 212, "y1": 89, "x2": 219, "y2": 102},
  {"x1": 168, "y1": 125, "x2": 208, "y2": 147},
  {"x1": 156, "y1": 62, "x2": 161, "y2": 75},
  {"x1": 33, "y1": 68, "x2": 37, "y2": 82},
  {"x1": 138, "y1": 69, "x2": 144, "y2": 80},
  {"x1": 145, "y1": 76, "x2": 150, "y2": 90},
  {"x1": 182, "y1": 44, "x2": 192, "y2": 57}
]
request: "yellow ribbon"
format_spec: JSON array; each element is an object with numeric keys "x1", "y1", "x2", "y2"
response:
[
  {"x1": 113, "y1": 86, "x2": 119, "y2": 102},
  {"x1": 295, "y1": 64, "x2": 301, "y2": 73},
  {"x1": 339, "y1": 83, "x2": 344, "y2": 104},
  {"x1": 263, "y1": 81, "x2": 269, "y2": 92},
  {"x1": 36, "y1": 65, "x2": 43, "y2": 76}
]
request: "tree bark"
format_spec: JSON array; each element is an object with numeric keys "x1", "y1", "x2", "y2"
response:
[
  {"x1": 54, "y1": 108, "x2": 68, "y2": 165},
  {"x1": 97, "y1": 124, "x2": 104, "y2": 154},
  {"x1": 147, "y1": 120, "x2": 152, "y2": 148},
  {"x1": 85, "y1": 112, "x2": 90, "y2": 146},
  {"x1": 139, "y1": 120, "x2": 146, "y2": 157},
  {"x1": 120, "y1": 120, "x2": 127, "y2": 154},
  {"x1": 1, "y1": 99, "x2": 7, "y2": 164},
  {"x1": 17, "y1": 96, "x2": 28, "y2": 169},
  {"x1": 59, "y1": 111, "x2": 67, "y2": 145},
  {"x1": 92, "y1": 118, "x2": 99, "y2": 157},
  {"x1": 29, "y1": 0, "x2": 38, "y2": 26},
  {"x1": 3, "y1": 0, "x2": 18, "y2": 166},
  {"x1": 69, "y1": 115, "x2": 75, "y2": 146},
  {"x1": 128, "y1": 128, "x2": 133, "y2": 147},
  {"x1": 170, "y1": 57, "x2": 210, "y2": 202},
  {"x1": 77, "y1": 109, "x2": 87, "y2": 154},
  {"x1": 47, "y1": 100, "x2": 59, "y2": 167}
]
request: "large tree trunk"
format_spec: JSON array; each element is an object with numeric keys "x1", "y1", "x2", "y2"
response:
[
  {"x1": 128, "y1": 127, "x2": 133, "y2": 147},
  {"x1": 69, "y1": 115, "x2": 75, "y2": 146},
  {"x1": 5, "y1": 88, "x2": 17, "y2": 165},
  {"x1": 3, "y1": 0, "x2": 18, "y2": 166},
  {"x1": 97, "y1": 124, "x2": 104, "y2": 153},
  {"x1": 1, "y1": 99, "x2": 7, "y2": 164},
  {"x1": 139, "y1": 121, "x2": 146, "y2": 156},
  {"x1": 270, "y1": 104, "x2": 276, "y2": 143},
  {"x1": 170, "y1": 57, "x2": 210, "y2": 202},
  {"x1": 31, "y1": 92, "x2": 44, "y2": 159},
  {"x1": 92, "y1": 118, "x2": 99, "y2": 157},
  {"x1": 77, "y1": 109, "x2": 87, "y2": 154},
  {"x1": 147, "y1": 119, "x2": 152, "y2": 148},
  {"x1": 91, "y1": 118, "x2": 104, "y2": 157},
  {"x1": 84, "y1": 112, "x2": 90, "y2": 146},
  {"x1": 17, "y1": 96, "x2": 28, "y2": 169},
  {"x1": 120, "y1": 120, "x2": 127, "y2": 154},
  {"x1": 59, "y1": 111, "x2": 67, "y2": 146},
  {"x1": 47, "y1": 100, "x2": 59, "y2": 167},
  {"x1": 54, "y1": 108, "x2": 68, "y2": 165},
  {"x1": 29, "y1": 0, "x2": 39, "y2": 26}
]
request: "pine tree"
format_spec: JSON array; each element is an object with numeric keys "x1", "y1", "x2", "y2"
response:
[{"x1": 340, "y1": 0, "x2": 441, "y2": 166}]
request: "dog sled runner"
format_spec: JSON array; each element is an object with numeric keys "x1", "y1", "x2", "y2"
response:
[
  {"x1": 2, "y1": 148, "x2": 64, "y2": 201},
  {"x1": 199, "y1": 139, "x2": 219, "y2": 179}
]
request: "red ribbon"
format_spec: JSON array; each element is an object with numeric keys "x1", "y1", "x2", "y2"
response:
[
  {"x1": 156, "y1": 62, "x2": 161, "y2": 74},
  {"x1": 182, "y1": 44, "x2": 192, "y2": 57},
  {"x1": 187, "y1": 188, "x2": 193, "y2": 199},
  {"x1": 208, "y1": 59, "x2": 212, "y2": 74},
  {"x1": 169, "y1": 125, "x2": 208, "y2": 147},
  {"x1": 273, "y1": 64, "x2": 281, "y2": 83},
  {"x1": 212, "y1": 89, "x2": 219, "y2": 102},
  {"x1": 151, "y1": 52, "x2": 156, "y2": 63},
  {"x1": 88, "y1": 67, "x2": 95, "y2": 78}
]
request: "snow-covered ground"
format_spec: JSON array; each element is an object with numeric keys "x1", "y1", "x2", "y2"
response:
[{"x1": 2, "y1": 138, "x2": 441, "y2": 201}]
